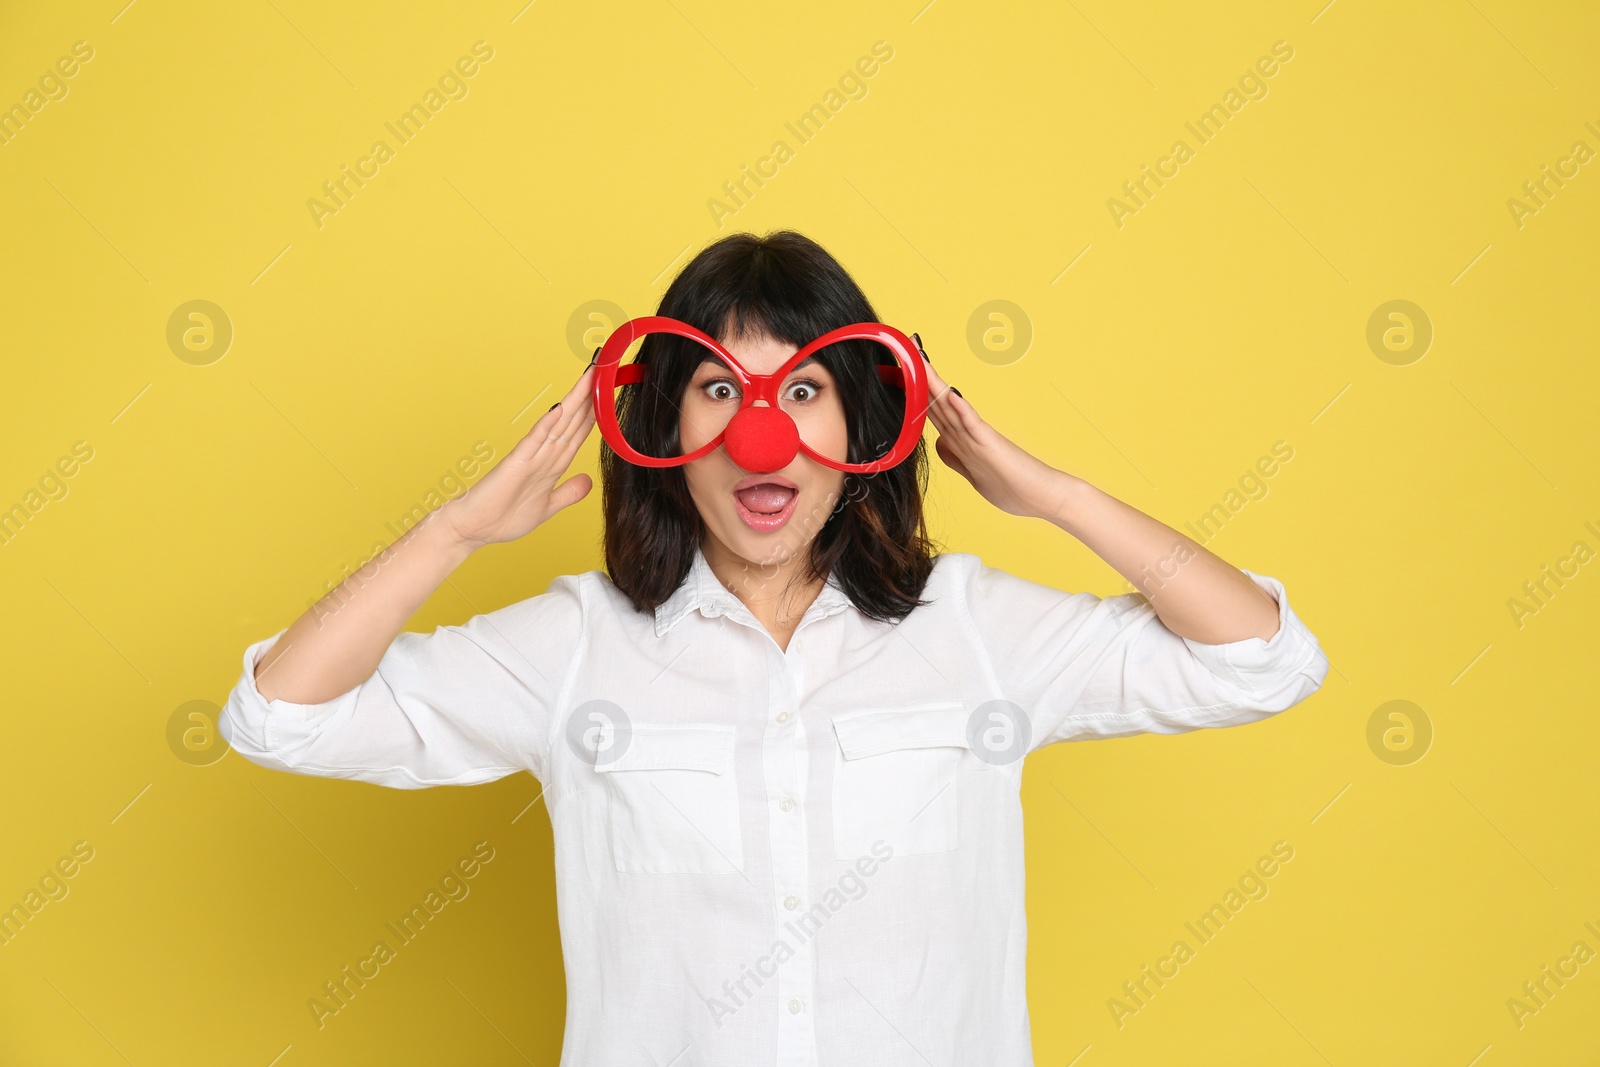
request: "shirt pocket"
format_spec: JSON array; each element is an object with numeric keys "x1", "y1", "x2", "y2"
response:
[
  {"x1": 593, "y1": 723, "x2": 744, "y2": 874},
  {"x1": 829, "y1": 702, "x2": 969, "y2": 861}
]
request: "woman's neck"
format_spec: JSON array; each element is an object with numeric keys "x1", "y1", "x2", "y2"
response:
[{"x1": 700, "y1": 535, "x2": 826, "y2": 651}]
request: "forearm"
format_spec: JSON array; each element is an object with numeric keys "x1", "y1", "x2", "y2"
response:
[
  {"x1": 253, "y1": 510, "x2": 477, "y2": 704},
  {"x1": 1047, "y1": 474, "x2": 1280, "y2": 644}
]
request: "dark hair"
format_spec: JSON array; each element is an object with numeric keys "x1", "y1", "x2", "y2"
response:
[{"x1": 600, "y1": 229, "x2": 936, "y2": 624}]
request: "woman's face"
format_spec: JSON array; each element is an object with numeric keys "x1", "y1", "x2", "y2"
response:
[{"x1": 680, "y1": 331, "x2": 848, "y2": 569}]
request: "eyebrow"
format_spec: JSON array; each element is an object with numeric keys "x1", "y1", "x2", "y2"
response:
[{"x1": 695, "y1": 355, "x2": 823, "y2": 376}]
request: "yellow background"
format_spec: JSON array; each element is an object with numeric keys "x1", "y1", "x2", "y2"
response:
[{"x1": 2, "y1": 0, "x2": 1597, "y2": 1063}]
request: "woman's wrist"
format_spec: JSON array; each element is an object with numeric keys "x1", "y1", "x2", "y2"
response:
[
  {"x1": 416, "y1": 505, "x2": 483, "y2": 568},
  {"x1": 1041, "y1": 472, "x2": 1098, "y2": 532}
]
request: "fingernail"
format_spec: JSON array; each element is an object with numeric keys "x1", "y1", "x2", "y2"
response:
[
  {"x1": 548, "y1": 401, "x2": 562, "y2": 412},
  {"x1": 589, "y1": 347, "x2": 601, "y2": 367},
  {"x1": 950, "y1": 386, "x2": 963, "y2": 398},
  {"x1": 912, "y1": 333, "x2": 930, "y2": 363}
]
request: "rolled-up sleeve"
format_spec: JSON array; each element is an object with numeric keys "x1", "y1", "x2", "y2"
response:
[
  {"x1": 956, "y1": 556, "x2": 1328, "y2": 751},
  {"x1": 219, "y1": 572, "x2": 587, "y2": 788}
]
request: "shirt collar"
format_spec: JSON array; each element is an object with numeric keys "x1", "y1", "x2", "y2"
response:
[{"x1": 653, "y1": 542, "x2": 854, "y2": 637}]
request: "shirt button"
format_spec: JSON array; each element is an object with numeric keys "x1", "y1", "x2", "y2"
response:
[
  {"x1": 788, "y1": 998, "x2": 803, "y2": 1014},
  {"x1": 784, "y1": 895, "x2": 799, "y2": 910},
  {"x1": 776, "y1": 710, "x2": 792, "y2": 724},
  {"x1": 779, "y1": 796, "x2": 795, "y2": 812}
]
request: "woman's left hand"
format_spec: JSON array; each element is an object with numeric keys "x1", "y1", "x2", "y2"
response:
[{"x1": 913, "y1": 337, "x2": 1073, "y2": 521}]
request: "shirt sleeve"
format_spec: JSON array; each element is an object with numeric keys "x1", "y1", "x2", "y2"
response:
[
  {"x1": 955, "y1": 555, "x2": 1329, "y2": 751},
  {"x1": 218, "y1": 572, "x2": 587, "y2": 788}
]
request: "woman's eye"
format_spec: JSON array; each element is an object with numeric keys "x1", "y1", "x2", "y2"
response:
[{"x1": 701, "y1": 378, "x2": 821, "y2": 402}]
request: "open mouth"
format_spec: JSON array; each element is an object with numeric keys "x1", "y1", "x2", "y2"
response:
[{"x1": 732, "y1": 477, "x2": 799, "y2": 531}]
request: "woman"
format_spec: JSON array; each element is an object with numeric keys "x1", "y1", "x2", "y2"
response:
[{"x1": 222, "y1": 230, "x2": 1328, "y2": 1065}]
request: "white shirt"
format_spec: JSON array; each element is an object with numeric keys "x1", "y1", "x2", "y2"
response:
[{"x1": 221, "y1": 544, "x2": 1328, "y2": 1066}]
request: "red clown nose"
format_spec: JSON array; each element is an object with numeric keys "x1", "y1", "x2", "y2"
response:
[{"x1": 723, "y1": 405, "x2": 800, "y2": 473}]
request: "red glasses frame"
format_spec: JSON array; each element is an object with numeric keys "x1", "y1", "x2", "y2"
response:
[{"x1": 591, "y1": 315, "x2": 930, "y2": 474}]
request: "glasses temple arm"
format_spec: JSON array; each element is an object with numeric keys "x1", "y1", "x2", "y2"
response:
[{"x1": 612, "y1": 363, "x2": 648, "y2": 386}]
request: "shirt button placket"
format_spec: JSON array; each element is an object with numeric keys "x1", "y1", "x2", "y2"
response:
[{"x1": 762, "y1": 646, "x2": 816, "y2": 1067}]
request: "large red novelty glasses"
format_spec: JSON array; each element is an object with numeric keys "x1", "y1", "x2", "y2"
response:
[{"x1": 592, "y1": 316, "x2": 930, "y2": 474}]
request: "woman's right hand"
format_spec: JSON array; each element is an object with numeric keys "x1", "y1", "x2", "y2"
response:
[{"x1": 440, "y1": 366, "x2": 598, "y2": 549}]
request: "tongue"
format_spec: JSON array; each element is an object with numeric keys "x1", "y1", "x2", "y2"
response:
[{"x1": 736, "y1": 484, "x2": 797, "y2": 514}]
